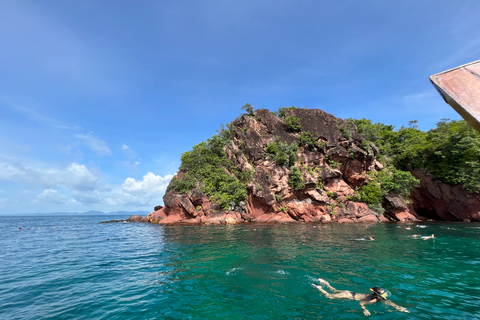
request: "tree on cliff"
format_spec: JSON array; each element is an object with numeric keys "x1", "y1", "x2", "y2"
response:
[
  {"x1": 350, "y1": 118, "x2": 480, "y2": 193},
  {"x1": 241, "y1": 103, "x2": 254, "y2": 116},
  {"x1": 166, "y1": 106, "x2": 422, "y2": 218},
  {"x1": 167, "y1": 134, "x2": 248, "y2": 210}
]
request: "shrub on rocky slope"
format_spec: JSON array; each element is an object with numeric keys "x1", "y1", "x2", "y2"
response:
[{"x1": 145, "y1": 106, "x2": 420, "y2": 224}]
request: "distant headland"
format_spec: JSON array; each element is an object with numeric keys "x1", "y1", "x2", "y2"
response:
[{"x1": 2, "y1": 210, "x2": 149, "y2": 217}]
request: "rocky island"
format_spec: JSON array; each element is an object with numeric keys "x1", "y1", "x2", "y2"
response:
[{"x1": 130, "y1": 105, "x2": 480, "y2": 224}]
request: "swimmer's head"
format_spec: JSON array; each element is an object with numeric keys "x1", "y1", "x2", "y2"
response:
[{"x1": 370, "y1": 287, "x2": 388, "y2": 300}]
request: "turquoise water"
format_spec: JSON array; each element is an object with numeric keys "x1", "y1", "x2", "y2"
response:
[{"x1": 1, "y1": 216, "x2": 480, "y2": 319}]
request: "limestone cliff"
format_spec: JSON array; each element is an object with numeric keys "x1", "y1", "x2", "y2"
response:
[{"x1": 141, "y1": 108, "x2": 417, "y2": 224}]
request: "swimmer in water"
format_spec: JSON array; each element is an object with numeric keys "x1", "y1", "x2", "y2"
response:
[
  {"x1": 422, "y1": 234, "x2": 434, "y2": 240},
  {"x1": 312, "y1": 278, "x2": 409, "y2": 316}
]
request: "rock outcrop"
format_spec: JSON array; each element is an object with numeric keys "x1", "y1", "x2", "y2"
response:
[
  {"x1": 410, "y1": 170, "x2": 480, "y2": 221},
  {"x1": 135, "y1": 108, "x2": 417, "y2": 224}
]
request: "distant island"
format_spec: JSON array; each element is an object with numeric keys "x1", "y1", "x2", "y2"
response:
[
  {"x1": 130, "y1": 105, "x2": 480, "y2": 224},
  {"x1": 1, "y1": 210, "x2": 149, "y2": 216}
]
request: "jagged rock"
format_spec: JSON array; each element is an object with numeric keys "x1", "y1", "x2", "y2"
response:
[
  {"x1": 180, "y1": 194, "x2": 197, "y2": 217},
  {"x1": 100, "y1": 219, "x2": 126, "y2": 223},
  {"x1": 320, "y1": 168, "x2": 342, "y2": 180},
  {"x1": 345, "y1": 201, "x2": 373, "y2": 218},
  {"x1": 305, "y1": 189, "x2": 329, "y2": 203},
  {"x1": 285, "y1": 198, "x2": 329, "y2": 222},
  {"x1": 145, "y1": 209, "x2": 166, "y2": 223},
  {"x1": 356, "y1": 214, "x2": 380, "y2": 223},
  {"x1": 343, "y1": 159, "x2": 368, "y2": 185},
  {"x1": 410, "y1": 170, "x2": 480, "y2": 221},
  {"x1": 125, "y1": 215, "x2": 144, "y2": 222},
  {"x1": 324, "y1": 178, "x2": 354, "y2": 197},
  {"x1": 133, "y1": 108, "x2": 420, "y2": 224}
]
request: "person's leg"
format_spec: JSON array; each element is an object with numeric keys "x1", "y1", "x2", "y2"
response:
[
  {"x1": 312, "y1": 284, "x2": 355, "y2": 300},
  {"x1": 317, "y1": 278, "x2": 338, "y2": 292}
]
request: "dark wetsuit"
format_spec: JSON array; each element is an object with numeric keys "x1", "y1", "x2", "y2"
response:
[
  {"x1": 361, "y1": 294, "x2": 378, "y2": 302},
  {"x1": 350, "y1": 292, "x2": 378, "y2": 302}
]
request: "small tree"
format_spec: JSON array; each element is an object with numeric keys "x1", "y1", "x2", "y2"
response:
[
  {"x1": 358, "y1": 182, "x2": 383, "y2": 206},
  {"x1": 288, "y1": 166, "x2": 305, "y2": 190},
  {"x1": 274, "y1": 106, "x2": 297, "y2": 118},
  {"x1": 284, "y1": 116, "x2": 301, "y2": 132},
  {"x1": 241, "y1": 103, "x2": 254, "y2": 116}
]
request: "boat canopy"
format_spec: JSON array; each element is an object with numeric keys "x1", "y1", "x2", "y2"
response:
[{"x1": 430, "y1": 60, "x2": 480, "y2": 133}]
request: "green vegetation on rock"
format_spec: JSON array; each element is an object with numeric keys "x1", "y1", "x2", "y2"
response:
[
  {"x1": 167, "y1": 104, "x2": 478, "y2": 218},
  {"x1": 356, "y1": 182, "x2": 382, "y2": 205},
  {"x1": 167, "y1": 134, "x2": 247, "y2": 209},
  {"x1": 299, "y1": 131, "x2": 321, "y2": 151},
  {"x1": 284, "y1": 116, "x2": 301, "y2": 132},
  {"x1": 274, "y1": 106, "x2": 297, "y2": 118},
  {"x1": 241, "y1": 103, "x2": 254, "y2": 116},
  {"x1": 288, "y1": 167, "x2": 305, "y2": 191},
  {"x1": 350, "y1": 118, "x2": 480, "y2": 193},
  {"x1": 374, "y1": 166, "x2": 420, "y2": 198},
  {"x1": 265, "y1": 140, "x2": 299, "y2": 167}
]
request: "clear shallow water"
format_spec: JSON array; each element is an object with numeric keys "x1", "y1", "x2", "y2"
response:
[{"x1": 1, "y1": 216, "x2": 480, "y2": 320}]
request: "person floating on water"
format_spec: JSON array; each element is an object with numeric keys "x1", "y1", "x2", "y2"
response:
[
  {"x1": 412, "y1": 234, "x2": 434, "y2": 240},
  {"x1": 312, "y1": 278, "x2": 409, "y2": 316}
]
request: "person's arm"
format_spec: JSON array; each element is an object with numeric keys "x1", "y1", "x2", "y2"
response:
[
  {"x1": 359, "y1": 301, "x2": 373, "y2": 316},
  {"x1": 385, "y1": 300, "x2": 409, "y2": 313}
]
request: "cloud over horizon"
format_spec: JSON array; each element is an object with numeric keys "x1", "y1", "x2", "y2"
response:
[
  {"x1": 1, "y1": 0, "x2": 479, "y2": 214},
  {"x1": 0, "y1": 156, "x2": 174, "y2": 212},
  {"x1": 75, "y1": 133, "x2": 111, "y2": 157}
]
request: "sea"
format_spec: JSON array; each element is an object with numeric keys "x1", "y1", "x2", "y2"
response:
[{"x1": 1, "y1": 215, "x2": 479, "y2": 320}]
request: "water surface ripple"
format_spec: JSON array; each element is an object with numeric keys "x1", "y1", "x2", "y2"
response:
[{"x1": 1, "y1": 216, "x2": 479, "y2": 319}]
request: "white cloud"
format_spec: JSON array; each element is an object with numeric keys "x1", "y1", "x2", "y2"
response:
[
  {"x1": 64, "y1": 163, "x2": 98, "y2": 191},
  {"x1": 106, "y1": 172, "x2": 174, "y2": 207},
  {"x1": 0, "y1": 95, "x2": 80, "y2": 130},
  {"x1": 72, "y1": 190, "x2": 101, "y2": 204},
  {"x1": 35, "y1": 189, "x2": 66, "y2": 204},
  {"x1": 75, "y1": 133, "x2": 111, "y2": 156},
  {"x1": 0, "y1": 159, "x2": 98, "y2": 191},
  {"x1": 120, "y1": 144, "x2": 137, "y2": 159},
  {"x1": 119, "y1": 144, "x2": 140, "y2": 172},
  {"x1": 123, "y1": 172, "x2": 173, "y2": 193},
  {"x1": 0, "y1": 160, "x2": 24, "y2": 180},
  {"x1": 0, "y1": 156, "x2": 174, "y2": 211}
]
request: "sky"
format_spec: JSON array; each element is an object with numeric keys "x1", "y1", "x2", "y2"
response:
[{"x1": 1, "y1": 0, "x2": 480, "y2": 214}]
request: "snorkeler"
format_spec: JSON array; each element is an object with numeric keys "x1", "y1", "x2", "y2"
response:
[
  {"x1": 422, "y1": 234, "x2": 434, "y2": 240},
  {"x1": 312, "y1": 278, "x2": 409, "y2": 316}
]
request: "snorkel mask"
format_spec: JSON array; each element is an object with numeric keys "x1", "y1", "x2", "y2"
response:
[{"x1": 370, "y1": 287, "x2": 388, "y2": 300}]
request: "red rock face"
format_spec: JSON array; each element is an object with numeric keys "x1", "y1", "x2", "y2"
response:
[
  {"x1": 410, "y1": 170, "x2": 480, "y2": 221},
  {"x1": 134, "y1": 108, "x2": 418, "y2": 224},
  {"x1": 125, "y1": 214, "x2": 145, "y2": 222}
]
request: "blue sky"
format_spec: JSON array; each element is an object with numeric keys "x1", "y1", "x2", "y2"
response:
[{"x1": 1, "y1": 0, "x2": 479, "y2": 214}]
